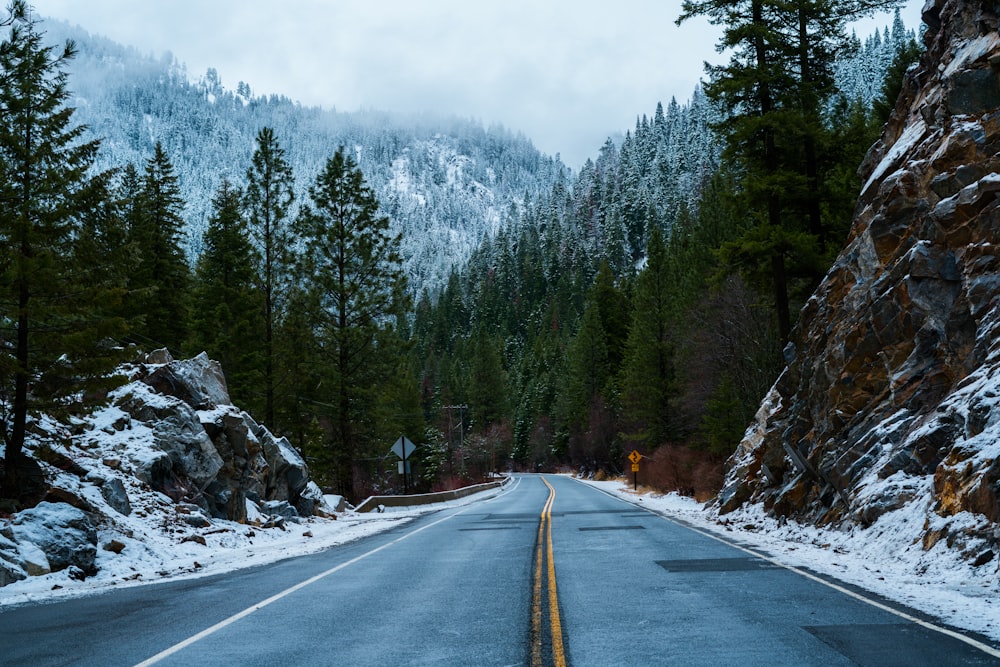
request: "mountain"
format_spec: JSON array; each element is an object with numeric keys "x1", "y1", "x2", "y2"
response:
[
  {"x1": 41, "y1": 19, "x2": 566, "y2": 296},
  {"x1": 720, "y1": 0, "x2": 1000, "y2": 567}
]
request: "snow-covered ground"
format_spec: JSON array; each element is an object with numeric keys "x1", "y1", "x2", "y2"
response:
[{"x1": 577, "y1": 477, "x2": 1000, "y2": 647}]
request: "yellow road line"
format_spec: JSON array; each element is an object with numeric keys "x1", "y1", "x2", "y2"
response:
[
  {"x1": 531, "y1": 477, "x2": 566, "y2": 667},
  {"x1": 542, "y1": 477, "x2": 566, "y2": 666},
  {"x1": 532, "y1": 508, "x2": 544, "y2": 666}
]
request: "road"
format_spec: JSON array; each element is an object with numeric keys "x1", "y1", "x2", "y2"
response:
[{"x1": 0, "y1": 474, "x2": 997, "y2": 666}]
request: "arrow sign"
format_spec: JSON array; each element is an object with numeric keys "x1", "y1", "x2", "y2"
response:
[
  {"x1": 628, "y1": 450, "x2": 641, "y2": 464},
  {"x1": 392, "y1": 436, "x2": 416, "y2": 460}
]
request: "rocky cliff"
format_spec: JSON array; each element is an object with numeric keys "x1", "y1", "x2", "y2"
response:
[
  {"x1": 0, "y1": 350, "x2": 332, "y2": 586},
  {"x1": 719, "y1": 0, "x2": 1000, "y2": 565}
]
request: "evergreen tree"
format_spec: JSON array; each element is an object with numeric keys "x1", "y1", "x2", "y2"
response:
[
  {"x1": 466, "y1": 328, "x2": 508, "y2": 432},
  {"x1": 679, "y1": 0, "x2": 795, "y2": 338},
  {"x1": 273, "y1": 283, "x2": 324, "y2": 457},
  {"x1": 190, "y1": 179, "x2": 264, "y2": 412},
  {"x1": 589, "y1": 261, "x2": 630, "y2": 374},
  {"x1": 129, "y1": 141, "x2": 190, "y2": 353},
  {"x1": 244, "y1": 127, "x2": 294, "y2": 428},
  {"x1": 679, "y1": 0, "x2": 900, "y2": 339},
  {"x1": 559, "y1": 301, "x2": 612, "y2": 465},
  {"x1": 0, "y1": 2, "x2": 123, "y2": 499},
  {"x1": 872, "y1": 27, "x2": 922, "y2": 124},
  {"x1": 620, "y1": 228, "x2": 675, "y2": 447},
  {"x1": 293, "y1": 147, "x2": 408, "y2": 497}
]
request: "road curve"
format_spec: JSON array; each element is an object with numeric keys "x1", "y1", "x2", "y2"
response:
[{"x1": 0, "y1": 474, "x2": 997, "y2": 666}]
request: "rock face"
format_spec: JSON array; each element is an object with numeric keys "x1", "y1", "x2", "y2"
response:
[
  {"x1": 0, "y1": 350, "x2": 327, "y2": 588},
  {"x1": 720, "y1": 0, "x2": 1000, "y2": 559},
  {"x1": 117, "y1": 350, "x2": 313, "y2": 521}
]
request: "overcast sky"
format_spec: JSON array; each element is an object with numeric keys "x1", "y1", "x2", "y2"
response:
[{"x1": 30, "y1": 0, "x2": 923, "y2": 170}]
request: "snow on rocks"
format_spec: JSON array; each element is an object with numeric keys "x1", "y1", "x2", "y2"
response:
[
  {"x1": 9, "y1": 502, "x2": 97, "y2": 577},
  {"x1": 0, "y1": 350, "x2": 353, "y2": 596}
]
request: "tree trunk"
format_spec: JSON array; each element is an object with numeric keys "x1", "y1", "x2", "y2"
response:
[{"x1": 5, "y1": 253, "x2": 31, "y2": 500}]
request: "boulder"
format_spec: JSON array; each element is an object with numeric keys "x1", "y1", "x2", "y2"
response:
[
  {"x1": 145, "y1": 348, "x2": 173, "y2": 365},
  {"x1": 100, "y1": 351, "x2": 322, "y2": 524},
  {"x1": 143, "y1": 351, "x2": 231, "y2": 410},
  {"x1": 11, "y1": 502, "x2": 97, "y2": 575},
  {"x1": 246, "y1": 415, "x2": 309, "y2": 506},
  {"x1": 116, "y1": 384, "x2": 224, "y2": 496},
  {"x1": 295, "y1": 481, "x2": 324, "y2": 517},
  {"x1": 99, "y1": 478, "x2": 132, "y2": 517},
  {"x1": 199, "y1": 408, "x2": 268, "y2": 522},
  {"x1": 261, "y1": 500, "x2": 299, "y2": 522},
  {"x1": 0, "y1": 530, "x2": 28, "y2": 585}
]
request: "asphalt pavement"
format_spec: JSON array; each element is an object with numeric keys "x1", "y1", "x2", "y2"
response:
[{"x1": 0, "y1": 474, "x2": 997, "y2": 666}]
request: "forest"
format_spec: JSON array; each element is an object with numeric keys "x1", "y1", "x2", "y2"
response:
[{"x1": 0, "y1": 0, "x2": 921, "y2": 502}]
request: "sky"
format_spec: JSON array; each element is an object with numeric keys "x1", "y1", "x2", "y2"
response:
[{"x1": 29, "y1": 0, "x2": 924, "y2": 170}]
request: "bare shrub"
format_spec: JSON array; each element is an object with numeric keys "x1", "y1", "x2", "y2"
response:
[{"x1": 638, "y1": 445, "x2": 725, "y2": 500}]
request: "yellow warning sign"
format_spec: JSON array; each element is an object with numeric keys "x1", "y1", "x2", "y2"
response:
[
  {"x1": 628, "y1": 450, "x2": 641, "y2": 464},
  {"x1": 631, "y1": 463, "x2": 639, "y2": 472}
]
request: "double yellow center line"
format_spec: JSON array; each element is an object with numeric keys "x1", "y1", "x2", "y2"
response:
[{"x1": 531, "y1": 476, "x2": 566, "y2": 667}]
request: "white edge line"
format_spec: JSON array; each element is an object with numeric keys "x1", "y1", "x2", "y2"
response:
[
  {"x1": 573, "y1": 478, "x2": 1000, "y2": 659},
  {"x1": 134, "y1": 504, "x2": 478, "y2": 666}
]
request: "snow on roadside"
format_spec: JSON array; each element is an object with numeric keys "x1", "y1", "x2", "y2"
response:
[
  {"x1": 0, "y1": 486, "x2": 506, "y2": 609},
  {"x1": 577, "y1": 477, "x2": 1000, "y2": 644}
]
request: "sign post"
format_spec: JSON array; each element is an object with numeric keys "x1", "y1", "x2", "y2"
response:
[
  {"x1": 628, "y1": 450, "x2": 642, "y2": 491},
  {"x1": 392, "y1": 436, "x2": 416, "y2": 494}
]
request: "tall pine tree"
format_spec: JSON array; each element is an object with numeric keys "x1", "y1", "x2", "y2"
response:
[
  {"x1": 293, "y1": 147, "x2": 408, "y2": 497},
  {"x1": 0, "y1": 2, "x2": 123, "y2": 499},
  {"x1": 244, "y1": 127, "x2": 294, "y2": 428},
  {"x1": 190, "y1": 179, "x2": 264, "y2": 412},
  {"x1": 129, "y1": 141, "x2": 190, "y2": 353},
  {"x1": 620, "y1": 227, "x2": 676, "y2": 448}
]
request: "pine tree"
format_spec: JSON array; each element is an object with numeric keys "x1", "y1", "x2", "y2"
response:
[
  {"x1": 872, "y1": 28, "x2": 922, "y2": 124},
  {"x1": 589, "y1": 261, "x2": 630, "y2": 374},
  {"x1": 129, "y1": 141, "x2": 190, "y2": 353},
  {"x1": 190, "y1": 180, "x2": 264, "y2": 412},
  {"x1": 558, "y1": 301, "x2": 611, "y2": 463},
  {"x1": 244, "y1": 127, "x2": 294, "y2": 428},
  {"x1": 678, "y1": 0, "x2": 899, "y2": 339},
  {"x1": 273, "y1": 283, "x2": 324, "y2": 456},
  {"x1": 0, "y1": 2, "x2": 123, "y2": 499},
  {"x1": 293, "y1": 147, "x2": 408, "y2": 497},
  {"x1": 619, "y1": 228, "x2": 675, "y2": 447},
  {"x1": 466, "y1": 328, "x2": 508, "y2": 432}
]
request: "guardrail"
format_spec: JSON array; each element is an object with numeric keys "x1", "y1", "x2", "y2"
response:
[{"x1": 354, "y1": 475, "x2": 511, "y2": 513}]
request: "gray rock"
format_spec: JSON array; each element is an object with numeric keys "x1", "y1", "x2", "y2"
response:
[
  {"x1": 256, "y1": 428, "x2": 309, "y2": 505},
  {"x1": 99, "y1": 478, "x2": 132, "y2": 516},
  {"x1": 117, "y1": 386, "x2": 224, "y2": 491},
  {"x1": 18, "y1": 541, "x2": 51, "y2": 576},
  {"x1": 0, "y1": 532, "x2": 28, "y2": 587},
  {"x1": 11, "y1": 502, "x2": 98, "y2": 575},
  {"x1": 261, "y1": 500, "x2": 298, "y2": 520},
  {"x1": 146, "y1": 348, "x2": 174, "y2": 365},
  {"x1": 200, "y1": 408, "x2": 268, "y2": 522},
  {"x1": 947, "y1": 67, "x2": 1000, "y2": 115},
  {"x1": 295, "y1": 481, "x2": 324, "y2": 517},
  {"x1": 0, "y1": 559, "x2": 27, "y2": 586},
  {"x1": 143, "y1": 351, "x2": 231, "y2": 410}
]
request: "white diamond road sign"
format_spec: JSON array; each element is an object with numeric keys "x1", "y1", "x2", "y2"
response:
[{"x1": 392, "y1": 436, "x2": 415, "y2": 460}]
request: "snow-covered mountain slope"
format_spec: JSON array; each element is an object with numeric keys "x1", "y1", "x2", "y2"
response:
[{"x1": 42, "y1": 19, "x2": 565, "y2": 296}]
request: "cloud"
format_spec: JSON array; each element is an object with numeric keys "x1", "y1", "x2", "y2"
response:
[{"x1": 28, "y1": 0, "x2": 923, "y2": 169}]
